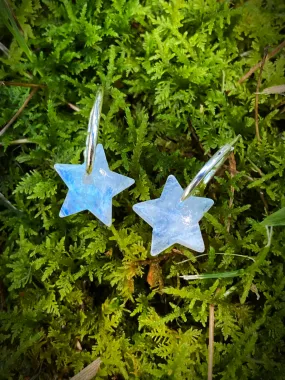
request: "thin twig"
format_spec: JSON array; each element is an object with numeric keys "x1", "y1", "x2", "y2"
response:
[
  {"x1": 259, "y1": 191, "x2": 269, "y2": 213},
  {"x1": 1, "y1": 81, "x2": 46, "y2": 88},
  {"x1": 255, "y1": 49, "x2": 268, "y2": 142},
  {"x1": 67, "y1": 102, "x2": 81, "y2": 112},
  {"x1": 208, "y1": 304, "x2": 215, "y2": 380},
  {"x1": 238, "y1": 40, "x2": 285, "y2": 84},
  {"x1": 0, "y1": 87, "x2": 38, "y2": 137}
]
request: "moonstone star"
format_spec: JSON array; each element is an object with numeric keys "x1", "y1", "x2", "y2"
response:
[
  {"x1": 133, "y1": 175, "x2": 214, "y2": 255},
  {"x1": 54, "y1": 144, "x2": 135, "y2": 226}
]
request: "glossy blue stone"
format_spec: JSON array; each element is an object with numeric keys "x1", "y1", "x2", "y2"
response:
[
  {"x1": 55, "y1": 144, "x2": 135, "y2": 226},
  {"x1": 133, "y1": 175, "x2": 214, "y2": 255}
]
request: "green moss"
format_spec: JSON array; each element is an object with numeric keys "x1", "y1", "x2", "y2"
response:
[{"x1": 0, "y1": 0, "x2": 285, "y2": 378}]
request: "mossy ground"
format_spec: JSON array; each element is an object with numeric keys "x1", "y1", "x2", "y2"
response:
[{"x1": 0, "y1": 0, "x2": 285, "y2": 379}]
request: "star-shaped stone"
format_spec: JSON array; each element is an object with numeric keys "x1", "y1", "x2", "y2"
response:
[
  {"x1": 55, "y1": 144, "x2": 135, "y2": 226},
  {"x1": 133, "y1": 175, "x2": 214, "y2": 255}
]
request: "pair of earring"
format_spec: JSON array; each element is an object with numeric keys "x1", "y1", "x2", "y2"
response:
[{"x1": 55, "y1": 90, "x2": 239, "y2": 256}]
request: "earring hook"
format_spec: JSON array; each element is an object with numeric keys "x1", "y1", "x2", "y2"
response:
[
  {"x1": 85, "y1": 88, "x2": 104, "y2": 175},
  {"x1": 181, "y1": 135, "x2": 241, "y2": 201}
]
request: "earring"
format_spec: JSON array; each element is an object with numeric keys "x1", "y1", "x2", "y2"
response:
[
  {"x1": 133, "y1": 136, "x2": 240, "y2": 255},
  {"x1": 54, "y1": 89, "x2": 135, "y2": 226}
]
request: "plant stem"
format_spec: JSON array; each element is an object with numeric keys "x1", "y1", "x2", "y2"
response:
[
  {"x1": 208, "y1": 304, "x2": 215, "y2": 380},
  {"x1": 254, "y1": 49, "x2": 268, "y2": 142},
  {"x1": 265, "y1": 226, "x2": 273, "y2": 247},
  {"x1": 227, "y1": 152, "x2": 237, "y2": 231}
]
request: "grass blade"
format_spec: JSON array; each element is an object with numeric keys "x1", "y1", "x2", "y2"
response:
[
  {"x1": 0, "y1": 0, "x2": 33, "y2": 61},
  {"x1": 0, "y1": 42, "x2": 9, "y2": 56},
  {"x1": 261, "y1": 207, "x2": 285, "y2": 226},
  {"x1": 181, "y1": 269, "x2": 245, "y2": 280}
]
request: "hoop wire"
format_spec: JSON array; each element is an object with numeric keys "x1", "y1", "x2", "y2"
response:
[
  {"x1": 181, "y1": 135, "x2": 241, "y2": 201},
  {"x1": 85, "y1": 88, "x2": 104, "y2": 175}
]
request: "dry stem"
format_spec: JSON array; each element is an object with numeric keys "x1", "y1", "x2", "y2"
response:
[
  {"x1": 208, "y1": 304, "x2": 215, "y2": 380},
  {"x1": 0, "y1": 87, "x2": 38, "y2": 137},
  {"x1": 1, "y1": 81, "x2": 46, "y2": 88},
  {"x1": 238, "y1": 40, "x2": 285, "y2": 84},
  {"x1": 0, "y1": 138, "x2": 33, "y2": 146},
  {"x1": 68, "y1": 102, "x2": 81, "y2": 112}
]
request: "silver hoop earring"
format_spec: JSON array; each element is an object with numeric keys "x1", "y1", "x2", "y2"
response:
[
  {"x1": 133, "y1": 136, "x2": 240, "y2": 255},
  {"x1": 54, "y1": 89, "x2": 135, "y2": 226}
]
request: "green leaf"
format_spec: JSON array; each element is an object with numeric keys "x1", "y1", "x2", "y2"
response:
[{"x1": 261, "y1": 207, "x2": 285, "y2": 226}]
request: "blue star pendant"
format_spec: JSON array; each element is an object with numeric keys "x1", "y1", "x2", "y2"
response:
[
  {"x1": 55, "y1": 144, "x2": 135, "y2": 226},
  {"x1": 133, "y1": 175, "x2": 214, "y2": 255}
]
